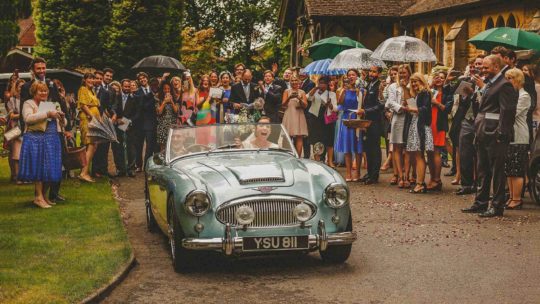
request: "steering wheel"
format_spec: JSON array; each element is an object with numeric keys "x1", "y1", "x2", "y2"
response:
[{"x1": 185, "y1": 144, "x2": 211, "y2": 153}]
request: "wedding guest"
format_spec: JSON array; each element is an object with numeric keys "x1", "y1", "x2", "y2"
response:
[
  {"x1": 170, "y1": 76, "x2": 183, "y2": 105},
  {"x1": 195, "y1": 74, "x2": 216, "y2": 125},
  {"x1": 156, "y1": 82, "x2": 179, "y2": 150},
  {"x1": 218, "y1": 71, "x2": 233, "y2": 123},
  {"x1": 180, "y1": 71, "x2": 198, "y2": 125},
  {"x1": 532, "y1": 65, "x2": 540, "y2": 138},
  {"x1": 77, "y1": 73, "x2": 101, "y2": 183},
  {"x1": 6, "y1": 79, "x2": 25, "y2": 182},
  {"x1": 427, "y1": 71, "x2": 453, "y2": 191},
  {"x1": 282, "y1": 75, "x2": 308, "y2": 156},
  {"x1": 130, "y1": 80, "x2": 139, "y2": 94},
  {"x1": 336, "y1": 69, "x2": 364, "y2": 181},
  {"x1": 209, "y1": 70, "x2": 220, "y2": 88},
  {"x1": 233, "y1": 63, "x2": 246, "y2": 83},
  {"x1": 405, "y1": 73, "x2": 433, "y2": 194},
  {"x1": 18, "y1": 82, "x2": 65, "y2": 208},
  {"x1": 386, "y1": 64, "x2": 413, "y2": 188},
  {"x1": 382, "y1": 66, "x2": 399, "y2": 181},
  {"x1": 307, "y1": 76, "x2": 337, "y2": 163},
  {"x1": 504, "y1": 68, "x2": 531, "y2": 210},
  {"x1": 258, "y1": 70, "x2": 284, "y2": 123}
]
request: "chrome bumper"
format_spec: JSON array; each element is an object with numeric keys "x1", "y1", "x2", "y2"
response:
[{"x1": 181, "y1": 220, "x2": 357, "y2": 255}]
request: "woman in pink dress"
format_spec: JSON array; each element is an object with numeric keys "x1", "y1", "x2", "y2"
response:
[{"x1": 282, "y1": 75, "x2": 308, "y2": 156}]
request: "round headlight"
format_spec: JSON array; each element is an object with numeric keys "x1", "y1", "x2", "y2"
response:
[
  {"x1": 324, "y1": 183, "x2": 349, "y2": 208},
  {"x1": 235, "y1": 205, "x2": 255, "y2": 225},
  {"x1": 184, "y1": 190, "x2": 211, "y2": 216},
  {"x1": 293, "y1": 203, "x2": 313, "y2": 222}
]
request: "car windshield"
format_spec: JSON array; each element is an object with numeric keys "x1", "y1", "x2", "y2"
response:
[{"x1": 167, "y1": 124, "x2": 295, "y2": 162}]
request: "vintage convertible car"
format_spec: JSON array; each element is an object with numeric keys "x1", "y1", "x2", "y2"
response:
[{"x1": 145, "y1": 123, "x2": 357, "y2": 272}]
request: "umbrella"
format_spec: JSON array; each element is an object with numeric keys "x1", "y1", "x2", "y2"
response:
[
  {"x1": 328, "y1": 48, "x2": 386, "y2": 71},
  {"x1": 88, "y1": 115, "x2": 118, "y2": 143},
  {"x1": 468, "y1": 27, "x2": 540, "y2": 52},
  {"x1": 304, "y1": 59, "x2": 347, "y2": 76},
  {"x1": 371, "y1": 35, "x2": 437, "y2": 62},
  {"x1": 308, "y1": 36, "x2": 365, "y2": 61},
  {"x1": 131, "y1": 55, "x2": 186, "y2": 74}
]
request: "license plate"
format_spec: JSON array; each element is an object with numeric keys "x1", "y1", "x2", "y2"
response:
[{"x1": 242, "y1": 236, "x2": 309, "y2": 251}]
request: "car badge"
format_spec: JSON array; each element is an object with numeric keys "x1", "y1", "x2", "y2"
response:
[{"x1": 253, "y1": 186, "x2": 277, "y2": 193}]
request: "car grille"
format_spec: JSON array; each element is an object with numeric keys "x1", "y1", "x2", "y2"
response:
[
  {"x1": 239, "y1": 177, "x2": 285, "y2": 185},
  {"x1": 216, "y1": 196, "x2": 316, "y2": 228}
]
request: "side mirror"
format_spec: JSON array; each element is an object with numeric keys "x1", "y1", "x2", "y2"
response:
[
  {"x1": 153, "y1": 152, "x2": 165, "y2": 166},
  {"x1": 313, "y1": 142, "x2": 325, "y2": 156}
]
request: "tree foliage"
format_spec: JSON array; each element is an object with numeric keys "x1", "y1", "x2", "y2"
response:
[
  {"x1": 183, "y1": 0, "x2": 288, "y2": 70},
  {"x1": 180, "y1": 27, "x2": 221, "y2": 78},
  {"x1": 0, "y1": 1, "x2": 22, "y2": 58},
  {"x1": 34, "y1": 0, "x2": 109, "y2": 68},
  {"x1": 103, "y1": 0, "x2": 183, "y2": 77}
]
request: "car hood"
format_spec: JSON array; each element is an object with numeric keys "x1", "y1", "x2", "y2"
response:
[{"x1": 172, "y1": 151, "x2": 338, "y2": 205}]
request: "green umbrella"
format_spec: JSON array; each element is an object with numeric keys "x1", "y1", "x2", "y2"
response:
[
  {"x1": 468, "y1": 27, "x2": 540, "y2": 52},
  {"x1": 308, "y1": 36, "x2": 365, "y2": 61}
]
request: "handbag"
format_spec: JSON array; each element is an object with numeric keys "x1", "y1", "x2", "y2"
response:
[
  {"x1": 323, "y1": 91, "x2": 338, "y2": 124},
  {"x1": 4, "y1": 126, "x2": 21, "y2": 141},
  {"x1": 60, "y1": 124, "x2": 87, "y2": 170}
]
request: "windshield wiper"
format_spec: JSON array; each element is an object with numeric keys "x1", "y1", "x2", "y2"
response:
[{"x1": 206, "y1": 144, "x2": 239, "y2": 155}]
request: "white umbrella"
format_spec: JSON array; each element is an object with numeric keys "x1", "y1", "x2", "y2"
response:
[
  {"x1": 371, "y1": 35, "x2": 437, "y2": 62},
  {"x1": 328, "y1": 48, "x2": 386, "y2": 70}
]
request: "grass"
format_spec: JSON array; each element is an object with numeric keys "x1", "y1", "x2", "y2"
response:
[{"x1": 0, "y1": 158, "x2": 132, "y2": 304}]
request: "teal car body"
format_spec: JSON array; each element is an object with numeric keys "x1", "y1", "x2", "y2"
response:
[{"x1": 145, "y1": 124, "x2": 356, "y2": 272}]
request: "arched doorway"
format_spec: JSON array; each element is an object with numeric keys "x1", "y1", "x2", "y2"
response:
[
  {"x1": 507, "y1": 14, "x2": 517, "y2": 28},
  {"x1": 436, "y1": 26, "x2": 444, "y2": 65},
  {"x1": 422, "y1": 28, "x2": 429, "y2": 74},
  {"x1": 485, "y1": 17, "x2": 494, "y2": 30},
  {"x1": 496, "y1": 15, "x2": 505, "y2": 27}
]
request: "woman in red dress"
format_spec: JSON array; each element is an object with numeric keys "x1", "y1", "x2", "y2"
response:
[{"x1": 427, "y1": 71, "x2": 453, "y2": 191}]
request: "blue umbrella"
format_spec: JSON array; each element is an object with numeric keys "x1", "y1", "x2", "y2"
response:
[{"x1": 304, "y1": 59, "x2": 347, "y2": 76}]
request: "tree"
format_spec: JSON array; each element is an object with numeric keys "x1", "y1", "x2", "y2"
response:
[
  {"x1": 183, "y1": 0, "x2": 284, "y2": 69},
  {"x1": 180, "y1": 27, "x2": 221, "y2": 78},
  {"x1": 0, "y1": 1, "x2": 21, "y2": 58},
  {"x1": 34, "y1": 0, "x2": 110, "y2": 69},
  {"x1": 103, "y1": 0, "x2": 183, "y2": 77}
]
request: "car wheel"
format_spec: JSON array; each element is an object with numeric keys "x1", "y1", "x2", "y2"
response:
[
  {"x1": 320, "y1": 214, "x2": 353, "y2": 264},
  {"x1": 531, "y1": 164, "x2": 540, "y2": 205},
  {"x1": 168, "y1": 196, "x2": 197, "y2": 273}
]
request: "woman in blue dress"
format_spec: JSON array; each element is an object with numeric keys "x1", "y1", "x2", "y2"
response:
[
  {"x1": 335, "y1": 69, "x2": 364, "y2": 181},
  {"x1": 18, "y1": 82, "x2": 64, "y2": 209},
  {"x1": 218, "y1": 71, "x2": 233, "y2": 123}
]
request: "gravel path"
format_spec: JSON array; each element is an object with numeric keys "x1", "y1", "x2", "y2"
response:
[{"x1": 103, "y1": 169, "x2": 540, "y2": 304}]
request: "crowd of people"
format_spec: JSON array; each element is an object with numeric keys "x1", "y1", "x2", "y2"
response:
[{"x1": 2, "y1": 45, "x2": 540, "y2": 216}]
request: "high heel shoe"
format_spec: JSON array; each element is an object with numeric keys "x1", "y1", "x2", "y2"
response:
[
  {"x1": 505, "y1": 200, "x2": 523, "y2": 210},
  {"x1": 390, "y1": 175, "x2": 399, "y2": 185},
  {"x1": 409, "y1": 183, "x2": 427, "y2": 194},
  {"x1": 451, "y1": 179, "x2": 460, "y2": 185},
  {"x1": 427, "y1": 180, "x2": 443, "y2": 192}
]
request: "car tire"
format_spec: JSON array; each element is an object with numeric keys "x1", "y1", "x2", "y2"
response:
[
  {"x1": 320, "y1": 214, "x2": 353, "y2": 264},
  {"x1": 531, "y1": 164, "x2": 540, "y2": 205},
  {"x1": 168, "y1": 197, "x2": 198, "y2": 273}
]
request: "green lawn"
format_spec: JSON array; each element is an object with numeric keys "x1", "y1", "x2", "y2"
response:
[{"x1": 0, "y1": 158, "x2": 132, "y2": 304}]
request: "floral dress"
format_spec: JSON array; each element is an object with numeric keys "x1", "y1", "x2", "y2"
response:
[{"x1": 157, "y1": 97, "x2": 178, "y2": 145}]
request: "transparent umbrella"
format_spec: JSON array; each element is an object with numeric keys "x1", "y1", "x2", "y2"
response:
[
  {"x1": 328, "y1": 48, "x2": 386, "y2": 71},
  {"x1": 371, "y1": 35, "x2": 437, "y2": 62}
]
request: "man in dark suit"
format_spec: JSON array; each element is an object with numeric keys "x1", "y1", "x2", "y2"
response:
[
  {"x1": 20, "y1": 57, "x2": 70, "y2": 203},
  {"x1": 257, "y1": 70, "x2": 284, "y2": 123},
  {"x1": 112, "y1": 79, "x2": 142, "y2": 177},
  {"x1": 455, "y1": 55, "x2": 484, "y2": 195},
  {"x1": 139, "y1": 78, "x2": 158, "y2": 166},
  {"x1": 133, "y1": 72, "x2": 152, "y2": 172},
  {"x1": 299, "y1": 69, "x2": 316, "y2": 159},
  {"x1": 358, "y1": 66, "x2": 384, "y2": 184},
  {"x1": 461, "y1": 55, "x2": 518, "y2": 217},
  {"x1": 91, "y1": 70, "x2": 115, "y2": 177},
  {"x1": 230, "y1": 69, "x2": 260, "y2": 109}
]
